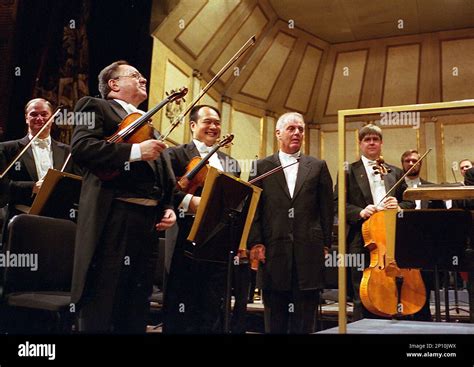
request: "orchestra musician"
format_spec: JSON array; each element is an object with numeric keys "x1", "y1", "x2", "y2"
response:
[
  {"x1": 0, "y1": 98, "x2": 72, "y2": 244},
  {"x1": 162, "y1": 104, "x2": 242, "y2": 333},
  {"x1": 248, "y1": 112, "x2": 334, "y2": 334},
  {"x1": 460, "y1": 159, "x2": 473, "y2": 178},
  {"x1": 70, "y1": 60, "x2": 176, "y2": 333},
  {"x1": 401, "y1": 149, "x2": 447, "y2": 321},
  {"x1": 334, "y1": 124, "x2": 414, "y2": 321},
  {"x1": 0, "y1": 98, "x2": 71, "y2": 209}
]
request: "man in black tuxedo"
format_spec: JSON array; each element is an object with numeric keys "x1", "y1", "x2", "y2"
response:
[
  {"x1": 334, "y1": 124, "x2": 414, "y2": 321},
  {"x1": 71, "y1": 60, "x2": 176, "y2": 333},
  {"x1": 162, "y1": 105, "x2": 242, "y2": 334},
  {"x1": 401, "y1": 149, "x2": 447, "y2": 321},
  {"x1": 0, "y1": 98, "x2": 72, "y2": 244},
  {"x1": 248, "y1": 112, "x2": 334, "y2": 334},
  {"x1": 0, "y1": 98, "x2": 71, "y2": 209}
]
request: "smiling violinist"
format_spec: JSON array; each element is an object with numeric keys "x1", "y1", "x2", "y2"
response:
[{"x1": 162, "y1": 105, "x2": 242, "y2": 333}]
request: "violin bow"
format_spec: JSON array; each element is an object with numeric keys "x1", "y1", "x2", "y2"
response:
[
  {"x1": 376, "y1": 148, "x2": 432, "y2": 207},
  {"x1": 0, "y1": 106, "x2": 63, "y2": 179},
  {"x1": 249, "y1": 158, "x2": 300, "y2": 185},
  {"x1": 158, "y1": 35, "x2": 256, "y2": 142}
]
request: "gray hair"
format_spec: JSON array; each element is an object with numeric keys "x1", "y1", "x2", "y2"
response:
[
  {"x1": 276, "y1": 112, "x2": 305, "y2": 131},
  {"x1": 98, "y1": 60, "x2": 129, "y2": 98}
]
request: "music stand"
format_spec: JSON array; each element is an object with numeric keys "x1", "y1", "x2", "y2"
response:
[
  {"x1": 188, "y1": 167, "x2": 262, "y2": 332},
  {"x1": 29, "y1": 168, "x2": 82, "y2": 221},
  {"x1": 395, "y1": 209, "x2": 471, "y2": 322}
]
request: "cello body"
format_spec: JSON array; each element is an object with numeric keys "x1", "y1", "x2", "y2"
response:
[{"x1": 360, "y1": 209, "x2": 426, "y2": 317}]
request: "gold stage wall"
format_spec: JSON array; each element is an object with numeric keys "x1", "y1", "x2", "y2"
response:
[{"x1": 149, "y1": 0, "x2": 474, "y2": 184}]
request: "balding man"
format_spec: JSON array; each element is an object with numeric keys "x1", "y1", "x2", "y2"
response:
[{"x1": 0, "y1": 98, "x2": 71, "y2": 209}]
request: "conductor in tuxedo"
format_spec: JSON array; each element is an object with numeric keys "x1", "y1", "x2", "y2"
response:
[
  {"x1": 162, "y1": 105, "x2": 242, "y2": 333},
  {"x1": 248, "y1": 112, "x2": 334, "y2": 334},
  {"x1": 334, "y1": 124, "x2": 414, "y2": 321},
  {"x1": 0, "y1": 98, "x2": 71, "y2": 209},
  {"x1": 71, "y1": 60, "x2": 176, "y2": 333}
]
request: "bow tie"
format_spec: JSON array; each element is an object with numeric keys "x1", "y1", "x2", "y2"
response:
[
  {"x1": 367, "y1": 160, "x2": 377, "y2": 165},
  {"x1": 33, "y1": 139, "x2": 50, "y2": 149},
  {"x1": 198, "y1": 146, "x2": 213, "y2": 154}
]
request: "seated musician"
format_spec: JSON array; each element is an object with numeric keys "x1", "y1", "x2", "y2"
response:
[
  {"x1": 401, "y1": 149, "x2": 447, "y2": 321},
  {"x1": 0, "y1": 98, "x2": 72, "y2": 210},
  {"x1": 460, "y1": 159, "x2": 473, "y2": 178},
  {"x1": 0, "y1": 98, "x2": 73, "y2": 244},
  {"x1": 334, "y1": 124, "x2": 415, "y2": 321},
  {"x1": 162, "y1": 105, "x2": 242, "y2": 334}
]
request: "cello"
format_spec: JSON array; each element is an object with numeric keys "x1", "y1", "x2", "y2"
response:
[{"x1": 359, "y1": 157, "x2": 426, "y2": 317}]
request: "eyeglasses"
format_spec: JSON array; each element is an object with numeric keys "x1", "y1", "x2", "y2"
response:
[{"x1": 112, "y1": 72, "x2": 145, "y2": 81}]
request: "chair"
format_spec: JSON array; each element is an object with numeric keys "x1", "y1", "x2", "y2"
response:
[{"x1": 0, "y1": 214, "x2": 76, "y2": 333}]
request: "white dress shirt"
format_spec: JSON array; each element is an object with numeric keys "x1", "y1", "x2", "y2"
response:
[
  {"x1": 279, "y1": 150, "x2": 300, "y2": 198},
  {"x1": 405, "y1": 176, "x2": 422, "y2": 209},
  {"x1": 405, "y1": 176, "x2": 452, "y2": 209},
  {"x1": 114, "y1": 99, "x2": 144, "y2": 162},
  {"x1": 29, "y1": 134, "x2": 53, "y2": 180},
  {"x1": 361, "y1": 155, "x2": 387, "y2": 208}
]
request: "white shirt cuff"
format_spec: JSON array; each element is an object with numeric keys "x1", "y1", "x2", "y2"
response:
[
  {"x1": 179, "y1": 194, "x2": 193, "y2": 213},
  {"x1": 129, "y1": 144, "x2": 142, "y2": 162}
]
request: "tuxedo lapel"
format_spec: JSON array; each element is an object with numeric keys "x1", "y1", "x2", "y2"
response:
[
  {"x1": 383, "y1": 167, "x2": 397, "y2": 197},
  {"x1": 186, "y1": 142, "x2": 200, "y2": 161},
  {"x1": 18, "y1": 136, "x2": 38, "y2": 181},
  {"x1": 108, "y1": 100, "x2": 128, "y2": 121},
  {"x1": 353, "y1": 160, "x2": 373, "y2": 205},
  {"x1": 51, "y1": 141, "x2": 67, "y2": 170},
  {"x1": 269, "y1": 153, "x2": 291, "y2": 200},
  {"x1": 292, "y1": 155, "x2": 311, "y2": 201}
]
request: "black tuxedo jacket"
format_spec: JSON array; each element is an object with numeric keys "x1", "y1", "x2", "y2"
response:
[
  {"x1": 163, "y1": 141, "x2": 240, "y2": 270},
  {"x1": 70, "y1": 97, "x2": 174, "y2": 304},
  {"x1": 248, "y1": 153, "x2": 334, "y2": 291},
  {"x1": 415, "y1": 178, "x2": 446, "y2": 209},
  {"x1": 334, "y1": 159, "x2": 415, "y2": 254},
  {"x1": 0, "y1": 135, "x2": 71, "y2": 207}
]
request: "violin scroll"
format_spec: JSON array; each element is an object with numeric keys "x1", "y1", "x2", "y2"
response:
[
  {"x1": 372, "y1": 156, "x2": 392, "y2": 176},
  {"x1": 216, "y1": 134, "x2": 234, "y2": 148}
]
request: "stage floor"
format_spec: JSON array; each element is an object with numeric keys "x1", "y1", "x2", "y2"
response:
[{"x1": 318, "y1": 318, "x2": 474, "y2": 334}]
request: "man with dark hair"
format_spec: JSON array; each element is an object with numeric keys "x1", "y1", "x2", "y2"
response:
[
  {"x1": 71, "y1": 60, "x2": 176, "y2": 333},
  {"x1": 460, "y1": 159, "x2": 473, "y2": 177},
  {"x1": 334, "y1": 124, "x2": 414, "y2": 321},
  {"x1": 162, "y1": 104, "x2": 241, "y2": 333},
  {"x1": 248, "y1": 112, "x2": 334, "y2": 334},
  {"x1": 400, "y1": 149, "x2": 447, "y2": 321}
]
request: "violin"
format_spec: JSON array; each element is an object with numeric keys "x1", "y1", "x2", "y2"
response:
[
  {"x1": 177, "y1": 134, "x2": 234, "y2": 194},
  {"x1": 94, "y1": 88, "x2": 187, "y2": 181},
  {"x1": 106, "y1": 87, "x2": 188, "y2": 144},
  {"x1": 359, "y1": 157, "x2": 426, "y2": 317}
]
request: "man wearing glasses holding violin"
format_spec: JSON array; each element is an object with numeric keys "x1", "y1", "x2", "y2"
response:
[
  {"x1": 334, "y1": 124, "x2": 414, "y2": 321},
  {"x1": 71, "y1": 60, "x2": 176, "y2": 333},
  {"x1": 162, "y1": 104, "x2": 242, "y2": 334}
]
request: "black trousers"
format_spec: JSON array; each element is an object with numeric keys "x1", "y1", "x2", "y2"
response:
[
  {"x1": 162, "y1": 245, "x2": 195, "y2": 334},
  {"x1": 78, "y1": 200, "x2": 158, "y2": 333},
  {"x1": 263, "y1": 287, "x2": 319, "y2": 334}
]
